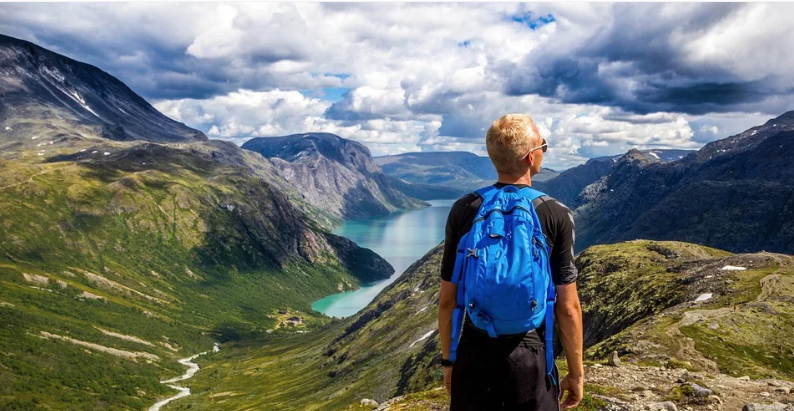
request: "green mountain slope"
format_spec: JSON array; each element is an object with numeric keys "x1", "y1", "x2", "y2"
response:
[
  {"x1": 178, "y1": 240, "x2": 794, "y2": 411},
  {"x1": 0, "y1": 138, "x2": 394, "y2": 410},
  {"x1": 0, "y1": 34, "x2": 395, "y2": 410}
]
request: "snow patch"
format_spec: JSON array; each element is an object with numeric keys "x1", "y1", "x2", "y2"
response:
[
  {"x1": 104, "y1": 152, "x2": 111, "y2": 156},
  {"x1": 720, "y1": 265, "x2": 746, "y2": 271},
  {"x1": 56, "y1": 86, "x2": 100, "y2": 118},
  {"x1": 704, "y1": 275, "x2": 713, "y2": 279},
  {"x1": 31, "y1": 136, "x2": 39, "y2": 140},
  {"x1": 92, "y1": 151, "x2": 98, "y2": 154},
  {"x1": 409, "y1": 330, "x2": 436, "y2": 348},
  {"x1": 695, "y1": 293, "x2": 713, "y2": 302},
  {"x1": 80, "y1": 149, "x2": 87, "y2": 152},
  {"x1": 4, "y1": 126, "x2": 11, "y2": 131},
  {"x1": 751, "y1": 130, "x2": 758, "y2": 136},
  {"x1": 648, "y1": 152, "x2": 660, "y2": 159}
]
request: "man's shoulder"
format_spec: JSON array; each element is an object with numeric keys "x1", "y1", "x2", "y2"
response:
[
  {"x1": 533, "y1": 194, "x2": 573, "y2": 218},
  {"x1": 452, "y1": 192, "x2": 481, "y2": 211}
]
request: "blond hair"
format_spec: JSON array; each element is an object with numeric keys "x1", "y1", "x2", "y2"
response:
[{"x1": 485, "y1": 114, "x2": 541, "y2": 174}]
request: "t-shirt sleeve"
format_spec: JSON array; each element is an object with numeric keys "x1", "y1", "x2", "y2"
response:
[
  {"x1": 440, "y1": 195, "x2": 474, "y2": 282},
  {"x1": 548, "y1": 199, "x2": 578, "y2": 285}
]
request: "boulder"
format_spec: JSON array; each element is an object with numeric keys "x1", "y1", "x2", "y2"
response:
[
  {"x1": 609, "y1": 351, "x2": 622, "y2": 367},
  {"x1": 360, "y1": 398, "x2": 379, "y2": 407},
  {"x1": 690, "y1": 383, "x2": 713, "y2": 398},
  {"x1": 741, "y1": 403, "x2": 794, "y2": 411},
  {"x1": 645, "y1": 401, "x2": 678, "y2": 411}
]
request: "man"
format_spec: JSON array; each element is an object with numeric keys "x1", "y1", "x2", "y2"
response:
[{"x1": 438, "y1": 114, "x2": 584, "y2": 410}]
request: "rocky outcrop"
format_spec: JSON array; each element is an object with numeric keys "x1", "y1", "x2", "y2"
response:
[
  {"x1": 243, "y1": 133, "x2": 427, "y2": 221},
  {"x1": 574, "y1": 112, "x2": 794, "y2": 254}
]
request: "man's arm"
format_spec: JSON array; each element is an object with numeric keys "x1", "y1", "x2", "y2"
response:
[
  {"x1": 439, "y1": 280, "x2": 457, "y2": 360},
  {"x1": 545, "y1": 199, "x2": 583, "y2": 409},
  {"x1": 556, "y1": 282, "x2": 584, "y2": 409}
]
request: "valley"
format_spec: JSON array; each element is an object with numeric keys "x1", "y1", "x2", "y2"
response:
[{"x1": 1, "y1": 31, "x2": 794, "y2": 411}]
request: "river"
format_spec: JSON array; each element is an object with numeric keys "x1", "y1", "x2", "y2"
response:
[
  {"x1": 148, "y1": 346, "x2": 217, "y2": 411},
  {"x1": 312, "y1": 199, "x2": 455, "y2": 318}
]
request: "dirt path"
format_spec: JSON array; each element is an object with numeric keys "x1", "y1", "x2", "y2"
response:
[{"x1": 0, "y1": 164, "x2": 75, "y2": 191}]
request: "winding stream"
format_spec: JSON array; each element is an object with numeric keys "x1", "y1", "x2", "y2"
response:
[{"x1": 148, "y1": 351, "x2": 209, "y2": 411}]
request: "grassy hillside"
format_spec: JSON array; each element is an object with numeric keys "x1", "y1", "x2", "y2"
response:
[
  {"x1": 0, "y1": 139, "x2": 393, "y2": 410},
  {"x1": 174, "y1": 240, "x2": 794, "y2": 411}
]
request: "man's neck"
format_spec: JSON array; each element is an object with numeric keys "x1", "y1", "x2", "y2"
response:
[{"x1": 496, "y1": 173, "x2": 533, "y2": 187}]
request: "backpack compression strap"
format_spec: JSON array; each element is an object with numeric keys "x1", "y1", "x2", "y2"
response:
[
  {"x1": 519, "y1": 187, "x2": 558, "y2": 385},
  {"x1": 448, "y1": 232, "x2": 468, "y2": 362},
  {"x1": 448, "y1": 187, "x2": 496, "y2": 362},
  {"x1": 545, "y1": 275, "x2": 557, "y2": 385}
]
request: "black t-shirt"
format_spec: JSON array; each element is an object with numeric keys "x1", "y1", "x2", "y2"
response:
[{"x1": 440, "y1": 183, "x2": 579, "y2": 343}]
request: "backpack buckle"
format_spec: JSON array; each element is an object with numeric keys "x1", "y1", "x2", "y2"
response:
[{"x1": 466, "y1": 248, "x2": 478, "y2": 258}]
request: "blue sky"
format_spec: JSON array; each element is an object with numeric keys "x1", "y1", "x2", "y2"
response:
[{"x1": 1, "y1": 3, "x2": 793, "y2": 169}]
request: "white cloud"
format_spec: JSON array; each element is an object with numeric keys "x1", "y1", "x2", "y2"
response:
[{"x1": 3, "y1": 3, "x2": 793, "y2": 170}]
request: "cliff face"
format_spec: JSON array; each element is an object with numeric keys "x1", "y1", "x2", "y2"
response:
[
  {"x1": 243, "y1": 133, "x2": 428, "y2": 222},
  {"x1": 574, "y1": 112, "x2": 794, "y2": 254},
  {"x1": 0, "y1": 34, "x2": 207, "y2": 146}
]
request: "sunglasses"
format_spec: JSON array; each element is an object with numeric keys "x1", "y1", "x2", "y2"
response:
[{"x1": 523, "y1": 138, "x2": 548, "y2": 159}]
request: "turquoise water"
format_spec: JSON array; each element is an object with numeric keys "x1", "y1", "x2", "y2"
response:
[{"x1": 312, "y1": 199, "x2": 455, "y2": 318}]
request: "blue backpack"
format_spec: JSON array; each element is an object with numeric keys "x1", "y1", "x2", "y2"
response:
[{"x1": 449, "y1": 185, "x2": 557, "y2": 384}]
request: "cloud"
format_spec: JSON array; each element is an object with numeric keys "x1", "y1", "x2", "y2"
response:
[
  {"x1": 506, "y1": 3, "x2": 794, "y2": 115},
  {"x1": 2, "y1": 3, "x2": 794, "y2": 170}
]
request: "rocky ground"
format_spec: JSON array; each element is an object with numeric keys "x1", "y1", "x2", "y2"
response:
[{"x1": 346, "y1": 364, "x2": 794, "y2": 411}]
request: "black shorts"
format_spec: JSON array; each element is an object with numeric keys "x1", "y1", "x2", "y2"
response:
[{"x1": 451, "y1": 322, "x2": 560, "y2": 411}]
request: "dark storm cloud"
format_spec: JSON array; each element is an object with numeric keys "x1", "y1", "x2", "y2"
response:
[{"x1": 506, "y1": 3, "x2": 793, "y2": 115}]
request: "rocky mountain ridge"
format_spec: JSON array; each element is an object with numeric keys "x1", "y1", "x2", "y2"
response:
[
  {"x1": 0, "y1": 34, "x2": 206, "y2": 146},
  {"x1": 243, "y1": 133, "x2": 428, "y2": 222},
  {"x1": 574, "y1": 112, "x2": 794, "y2": 254}
]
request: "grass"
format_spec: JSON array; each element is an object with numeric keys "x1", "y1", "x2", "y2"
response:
[{"x1": 0, "y1": 140, "x2": 389, "y2": 409}]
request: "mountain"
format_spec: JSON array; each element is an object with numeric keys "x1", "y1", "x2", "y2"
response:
[
  {"x1": 179, "y1": 240, "x2": 794, "y2": 411},
  {"x1": 534, "y1": 158, "x2": 615, "y2": 207},
  {"x1": 243, "y1": 133, "x2": 428, "y2": 222},
  {"x1": 0, "y1": 34, "x2": 206, "y2": 145},
  {"x1": 374, "y1": 151, "x2": 560, "y2": 195},
  {"x1": 593, "y1": 149, "x2": 696, "y2": 164},
  {"x1": 574, "y1": 112, "x2": 794, "y2": 254},
  {"x1": 534, "y1": 149, "x2": 695, "y2": 208},
  {"x1": 0, "y1": 35, "x2": 394, "y2": 409}
]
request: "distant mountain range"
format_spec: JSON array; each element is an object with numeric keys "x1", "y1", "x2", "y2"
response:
[
  {"x1": 374, "y1": 151, "x2": 559, "y2": 196},
  {"x1": 242, "y1": 133, "x2": 427, "y2": 222}
]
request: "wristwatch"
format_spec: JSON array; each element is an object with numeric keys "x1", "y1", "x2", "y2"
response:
[{"x1": 441, "y1": 358, "x2": 454, "y2": 367}]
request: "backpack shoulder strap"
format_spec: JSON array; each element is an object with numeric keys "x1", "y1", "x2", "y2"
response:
[
  {"x1": 518, "y1": 186, "x2": 547, "y2": 202},
  {"x1": 474, "y1": 185, "x2": 498, "y2": 202}
]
